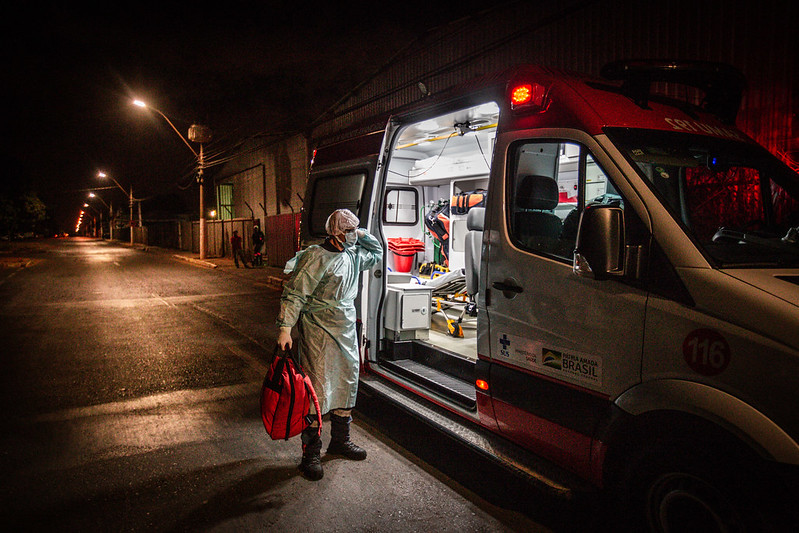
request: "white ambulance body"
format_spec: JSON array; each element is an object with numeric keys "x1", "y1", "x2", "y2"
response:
[{"x1": 302, "y1": 61, "x2": 799, "y2": 530}]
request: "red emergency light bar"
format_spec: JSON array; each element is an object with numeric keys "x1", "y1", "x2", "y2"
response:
[{"x1": 509, "y1": 81, "x2": 549, "y2": 112}]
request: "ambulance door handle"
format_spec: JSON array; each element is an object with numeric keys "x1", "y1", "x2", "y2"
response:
[{"x1": 492, "y1": 280, "x2": 523, "y2": 298}]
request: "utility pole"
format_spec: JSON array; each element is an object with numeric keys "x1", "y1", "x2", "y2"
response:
[
  {"x1": 189, "y1": 125, "x2": 212, "y2": 259},
  {"x1": 133, "y1": 100, "x2": 212, "y2": 259}
]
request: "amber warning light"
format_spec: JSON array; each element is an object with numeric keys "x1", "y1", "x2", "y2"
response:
[
  {"x1": 476, "y1": 379, "x2": 489, "y2": 391},
  {"x1": 510, "y1": 82, "x2": 548, "y2": 111}
]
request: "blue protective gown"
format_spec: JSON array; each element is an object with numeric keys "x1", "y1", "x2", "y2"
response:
[{"x1": 276, "y1": 231, "x2": 382, "y2": 415}]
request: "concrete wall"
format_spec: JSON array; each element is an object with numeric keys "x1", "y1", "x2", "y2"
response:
[{"x1": 210, "y1": 133, "x2": 307, "y2": 264}]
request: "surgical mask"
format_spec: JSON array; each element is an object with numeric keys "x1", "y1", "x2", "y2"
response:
[{"x1": 342, "y1": 230, "x2": 358, "y2": 247}]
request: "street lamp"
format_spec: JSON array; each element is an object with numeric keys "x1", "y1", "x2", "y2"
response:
[
  {"x1": 98, "y1": 171, "x2": 135, "y2": 246},
  {"x1": 133, "y1": 99, "x2": 212, "y2": 259},
  {"x1": 88, "y1": 192, "x2": 113, "y2": 240},
  {"x1": 83, "y1": 203, "x2": 103, "y2": 238}
]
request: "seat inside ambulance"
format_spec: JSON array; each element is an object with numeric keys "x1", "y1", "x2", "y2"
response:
[{"x1": 514, "y1": 174, "x2": 563, "y2": 250}]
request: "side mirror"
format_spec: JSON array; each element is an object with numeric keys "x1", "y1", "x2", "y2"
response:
[{"x1": 573, "y1": 205, "x2": 625, "y2": 279}]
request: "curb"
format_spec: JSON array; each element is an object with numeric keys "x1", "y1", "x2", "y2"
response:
[{"x1": 171, "y1": 254, "x2": 219, "y2": 269}]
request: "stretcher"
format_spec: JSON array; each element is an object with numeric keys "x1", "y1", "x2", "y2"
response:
[{"x1": 423, "y1": 268, "x2": 475, "y2": 337}]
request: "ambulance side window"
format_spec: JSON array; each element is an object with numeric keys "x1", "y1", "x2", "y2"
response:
[
  {"x1": 508, "y1": 141, "x2": 618, "y2": 261},
  {"x1": 383, "y1": 187, "x2": 418, "y2": 225}
]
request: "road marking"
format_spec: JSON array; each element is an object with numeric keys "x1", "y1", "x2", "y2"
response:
[
  {"x1": 34, "y1": 291, "x2": 265, "y2": 309},
  {"x1": 189, "y1": 302, "x2": 272, "y2": 354},
  {"x1": 0, "y1": 269, "x2": 19, "y2": 286},
  {"x1": 152, "y1": 293, "x2": 175, "y2": 307},
  {"x1": 32, "y1": 382, "x2": 260, "y2": 423},
  {"x1": 227, "y1": 344, "x2": 270, "y2": 375}
]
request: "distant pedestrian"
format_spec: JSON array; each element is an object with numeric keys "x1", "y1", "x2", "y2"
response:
[
  {"x1": 252, "y1": 225, "x2": 265, "y2": 266},
  {"x1": 231, "y1": 230, "x2": 251, "y2": 268}
]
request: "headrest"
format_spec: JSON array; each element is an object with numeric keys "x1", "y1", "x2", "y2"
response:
[
  {"x1": 467, "y1": 207, "x2": 485, "y2": 231},
  {"x1": 516, "y1": 175, "x2": 559, "y2": 210}
]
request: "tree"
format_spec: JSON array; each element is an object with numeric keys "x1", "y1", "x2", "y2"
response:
[
  {"x1": 22, "y1": 193, "x2": 47, "y2": 234},
  {"x1": 0, "y1": 191, "x2": 47, "y2": 238}
]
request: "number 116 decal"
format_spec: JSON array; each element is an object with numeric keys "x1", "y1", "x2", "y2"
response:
[{"x1": 682, "y1": 328, "x2": 731, "y2": 376}]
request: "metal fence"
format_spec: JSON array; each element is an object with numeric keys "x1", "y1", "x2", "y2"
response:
[
  {"x1": 132, "y1": 214, "x2": 299, "y2": 266},
  {"x1": 266, "y1": 213, "x2": 300, "y2": 268}
]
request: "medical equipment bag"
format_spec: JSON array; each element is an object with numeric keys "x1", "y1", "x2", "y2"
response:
[
  {"x1": 260, "y1": 346, "x2": 322, "y2": 440},
  {"x1": 424, "y1": 200, "x2": 451, "y2": 262},
  {"x1": 450, "y1": 189, "x2": 487, "y2": 215}
]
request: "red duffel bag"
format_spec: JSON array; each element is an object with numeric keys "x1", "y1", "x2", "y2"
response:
[{"x1": 260, "y1": 346, "x2": 322, "y2": 440}]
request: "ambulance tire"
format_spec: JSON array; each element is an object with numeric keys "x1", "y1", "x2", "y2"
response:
[{"x1": 617, "y1": 443, "x2": 773, "y2": 533}]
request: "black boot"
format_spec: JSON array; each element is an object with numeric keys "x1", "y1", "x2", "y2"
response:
[
  {"x1": 327, "y1": 413, "x2": 367, "y2": 460},
  {"x1": 300, "y1": 426, "x2": 323, "y2": 480}
]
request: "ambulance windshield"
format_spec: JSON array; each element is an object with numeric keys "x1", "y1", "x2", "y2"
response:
[{"x1": 606, "y1": 128, "x2": 799, "y2": 267}]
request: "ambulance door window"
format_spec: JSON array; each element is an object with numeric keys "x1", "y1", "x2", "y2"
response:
[
  {"x1": 308, "y1": 172, "x2": 366, "y2": 237},
  {"x1": 508, "y1": 141, "x2": 616, "y2": 261}
]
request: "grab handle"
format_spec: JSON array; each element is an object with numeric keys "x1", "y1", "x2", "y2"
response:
[{"x1": 492, "y1": 280, "x2": 523, "y2": 298}]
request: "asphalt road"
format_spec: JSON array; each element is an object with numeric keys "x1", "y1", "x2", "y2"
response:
[{"x1": 0, "y1": 238, "x2": 570, "y2": 532}]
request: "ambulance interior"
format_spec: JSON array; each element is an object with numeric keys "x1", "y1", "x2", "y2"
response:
[
  {"x1": 377, "y1": 102, "x2": 499, "y2": 410},
  {"x1": 375, "y1": 102, "x2": 614, "y2": 409}
]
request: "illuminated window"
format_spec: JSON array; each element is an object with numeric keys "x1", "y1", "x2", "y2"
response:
[{"x1": 217, "y1": 183, "x2": 234, "y2": 220}]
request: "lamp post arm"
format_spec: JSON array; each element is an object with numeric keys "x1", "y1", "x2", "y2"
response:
[
  {"x1": 107, "y1": 175, "x2": 129, "y2": 197},
  {"x1": 152, "y1": 107, "x2": 199, "y2": 158},
  {"x1": 90, "y1": 195, "x2": 110, "y2": 209}
]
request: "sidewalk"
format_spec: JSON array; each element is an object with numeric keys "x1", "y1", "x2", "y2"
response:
[{"x1": 137, "y1": 243, "x2": 290, "y2": 289}]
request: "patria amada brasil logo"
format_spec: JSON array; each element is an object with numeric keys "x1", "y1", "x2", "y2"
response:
[{"x1": 542, "y1": 349, "x2": 562, "y2": 369}]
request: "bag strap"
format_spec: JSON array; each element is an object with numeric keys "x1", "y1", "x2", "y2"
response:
[
  {"x1": 276, "y1": 345, "x2": 322, "y2": 437},
  {"x1": 275, "y1": 344, "x2": 301, "y2": 364},
  {"x1": 267, "y1": 356, "x2": 287, "y2": 391},
  {"x1": 304, "y1": 375, "x2": 323, "y2": 437}
]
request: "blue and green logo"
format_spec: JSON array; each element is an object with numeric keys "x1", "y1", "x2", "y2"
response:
[{"x1": 542, "y1": 349, "x2": 562, "y2": 370}]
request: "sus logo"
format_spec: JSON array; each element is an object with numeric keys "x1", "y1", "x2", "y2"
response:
[{"x1": 499, "y1": 334, "x2": 511, "y2": 357}]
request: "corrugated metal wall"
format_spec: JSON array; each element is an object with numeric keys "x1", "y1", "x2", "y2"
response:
[
  {"x1": 312, "y1": 0, "x2": 795, "y2": 159},
  {"x1": 266, "y1": 213, "x2": 301, "y2": 267}
]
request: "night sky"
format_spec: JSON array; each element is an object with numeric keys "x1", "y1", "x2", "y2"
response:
[{"x1": 4, "y1": 2, "x2": 492, "y2": 233}]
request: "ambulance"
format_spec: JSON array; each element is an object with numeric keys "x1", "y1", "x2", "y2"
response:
[{"x1": 301, "y1": 60, "x2": 799, "y2": 530}]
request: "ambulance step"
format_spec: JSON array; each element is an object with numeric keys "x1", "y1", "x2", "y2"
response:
[
  {"x1": 380, "y1": 359, "x2": 476, "y2": 409},
  {"x1": 359, "y1": 373, "x2": 595, "y2": 501}
]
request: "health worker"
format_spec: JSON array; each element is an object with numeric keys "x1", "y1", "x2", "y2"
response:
[{"x1": 276, "y1": 208, "x2": 382, "y2": 480}]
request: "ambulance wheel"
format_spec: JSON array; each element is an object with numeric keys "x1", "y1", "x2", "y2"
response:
[
  {"x1": 643, "y1": 466, "x2": 744, "y2": 532},
  {"x1": 618, "y1": 444, "x2": 770, "y2": 533}
]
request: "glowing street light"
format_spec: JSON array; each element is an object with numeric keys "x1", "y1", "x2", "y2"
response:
[
  {"x1": 83, "y1": 203, "x2": 103, "y2": 238},
  {"x1": 133, "y1": 99, "x2": 212, "y2": 259},
  {"x1": 98, "y1": 171, "x2": 136, "y2": 246},
  {"x1": 87, "y1": 192, "x2": 113, "y2": 240}
]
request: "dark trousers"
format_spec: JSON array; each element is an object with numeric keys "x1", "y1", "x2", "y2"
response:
[{"x1": 233, "y1": 249, "x2": 249, "y2": 267}]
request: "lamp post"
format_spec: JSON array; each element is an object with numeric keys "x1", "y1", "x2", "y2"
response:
[
  {"x1": 98, "y1": 171, "x2": 135, "y2": 246},
  {"x1": 133, "y1": 99, "x2": 212, "y2": 259},
  {"x1": 88, "y1": 192, "x2": 113, "y2": 240},
  {"x1": 83, "y1": 203, "x2": 103, "y2": 238}
]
